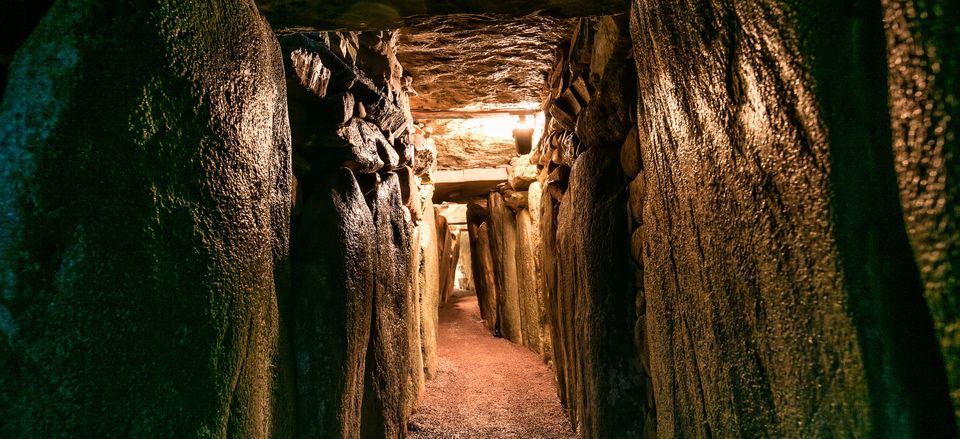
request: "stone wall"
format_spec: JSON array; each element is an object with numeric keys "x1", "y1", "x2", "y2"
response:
[
  {"x1": 282, "y1": 30, "x2": 441, "y2": 437},
  {"x1": 631, "y1": 0, "x2": 955, "y2": 437},
  {"x1": 465, "y1": 15, "x2": 651, "y2": 437}
]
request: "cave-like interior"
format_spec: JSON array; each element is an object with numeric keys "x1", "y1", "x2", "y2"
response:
[{"x1": 2, "y1": 1, "x2": 959, "y2": 438}]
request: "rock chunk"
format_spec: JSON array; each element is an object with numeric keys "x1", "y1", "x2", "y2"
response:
[{"x1": 509, "y1": 154, "x2": 540, "y2": 191}]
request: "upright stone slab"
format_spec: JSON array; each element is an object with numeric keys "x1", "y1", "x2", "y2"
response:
[
  {"x1": 884, "y1": 0, "x2": 960, "y2": 421},
  {"x1": 540, "y1": 184, "x2": 564, "y2": 395},
  {"x1": 361, "y1": 173, "x2": 413, "y2": 439},
  {"x1": 436, "y1": 212, "x2": 457, "y2": 305},
  {"x1": 631, "y1": 0, "x2": 954, "y2": 436},
  {"x1": 488, "y1": 191, "x2": 523, "y2": 344},
  {"x1": 406, "y1": 224, "x2": 426, "y2": 413},
  {"x1": 517, "y1": 209, "x2": 543, "y2": 354},
  {"x1": 457, "y1": 229, "x2": 474, "y2": 291},
  {"x1": 468, "y1": 219, "x2": 499, "y2": 334},
  {"x1": 292, "y1": 169, "x2": 374, "y2": 438},
  {"x1": 555, "y1": 148, "x2": 646, "y2": 438},
  {"x1": 0, "y1": 2, "x2": 292, "y2": 437},
  {"x1": 418, "y1": 196, "x2": 441, "y2": 378}
]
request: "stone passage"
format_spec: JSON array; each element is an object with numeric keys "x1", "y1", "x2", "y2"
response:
[{"x1": 408, "y1": 291, "x2": 574, "y2": 438}]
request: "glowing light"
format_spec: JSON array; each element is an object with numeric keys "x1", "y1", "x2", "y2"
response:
[{"x1": 473, "y1": 112, "x2": 545, "y2": 147}]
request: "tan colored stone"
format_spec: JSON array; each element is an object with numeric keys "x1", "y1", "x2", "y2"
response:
[
  {"x1": 631, "y1": 226, "x2": 645, "y2": 266},
  {"x1": 488, "y1": 192, "x2": 523, "y2": 343},
  {"x1": 629, "y1": 173, "x2": 645, "y2": 224},
  {"x1": 418, "y1": 196, "x2": 440, "y2": 379},
  {"x1": 517, "y1": 209, "x2": 543, "y2": 355},
  {"x1": 620, "y1": 126, "x2": 642, "y2": 178},
  {"x1": 509, "y1": 154, "x2": 540, "y2": 191}
]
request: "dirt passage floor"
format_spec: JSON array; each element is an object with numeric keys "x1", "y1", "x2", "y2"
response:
[{"x1": 408, "y1": 291, "x2": 575, "y2": 439}]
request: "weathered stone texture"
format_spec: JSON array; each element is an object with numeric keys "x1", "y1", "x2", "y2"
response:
[
  {"x1": 258, "y1": 0, "x2": 626, "y2": 34},
  {"x1": 361, "y1": 173, "x2": 414, "y2": 439},
  {"x1": 418, "y1": 195, "x2": 441, "y2": 379},
  {"x1": 509, "y1": 154, "x2": 540, "y2": 191},
  {"x1": 539, "y1": 184, "x2": 561, "y2": 373},
  {"x1": 406, "y1": 223, "x2": 426, "y2": 414},
  {"x1": 883, "y1": 0, "x2": 960, "y2": 421},
  {"x1": 517, "y1": 209, "x2": 543, "y2": 355},
  {"x1": 457, "y1": 229, "x2": 474, "y2": 291},
  {"x1": 631, "y1": 0, "x2": 954, "y2": 436},
  {"x1": 436, "y1": 212, "x2": 457, "y2": 305},
  {"x1": 488, "y1": 192, "x2": 523, "y2": 344},
  {"x1": 467, "y1": 200, "x2": 499, "y2": 334},
  {"x1": 0, "y1": 2, "x2": 292, "y2": 436},
  {"x1": 555, "y1": 147, "x2": 645, "y2": 438},
  {"x1": 293, "y1": 169, "x2": 373, "y2": 439},
  {"x1": 399, "y1": 15, "x2": 572, "y2": 113}
]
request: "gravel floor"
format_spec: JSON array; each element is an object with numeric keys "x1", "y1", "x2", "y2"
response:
[{"x1": 408, "y1": 291, "x2": 576, "y2": 439}]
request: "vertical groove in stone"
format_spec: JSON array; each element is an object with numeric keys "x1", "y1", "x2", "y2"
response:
[{"x1": 360, "y1": 172, "x2": 413, "y2": 439}]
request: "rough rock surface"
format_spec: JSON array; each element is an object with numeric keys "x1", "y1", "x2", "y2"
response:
[
  {"x1": 467, "y1": 199, "x2": 499, "y2": 334},
  {"x1": 488, "y1": 192, "x2": 523, "y2": 344},
  {"x1": 293, "y1": 169, "x2": 373, "y2": 439},
  {"x1": 399, "y1": 15, "x2": 572, "y2": 112},
  {"x1": 436, "y1": 213, "x2": 458, "y2": 305},
  {"x1": 0, "y1": 2, "x2": 292, "y2": 436},
  {"x1": 418, "y1": 197, "x2": 441, "y2": 379},
  {"x1": 428, "y1": 119, "x2": 516, "y2": 170},
  {"x1": 540, "y1": 185, "x2": 562, "y2": 377},
  {"x1": 516, "y1": 209, "x2": 543, "y2": 355},
  {"x1": 631, "y1": 0, "x2": 954, "y2": 436},
  {"x1": 509, "y1": 154, "x2": 540, "y2": 191},
  {"x1": 883, "y1": 0, "x2": 960, "y2": 420},
  {"x1": 574, "y1": 42, "x2": 636, "y2": 150},
  {"x1": 361, "y1": 173, "x2": 414, "y2": 439},
  {"x1": 259, "y1": 0, "x2": 626, "y2": 32},
  {"x1": 456, "y1": 229, "x2": 474, "y2": 291},
  {"x1": 407, "y1": 223, "x2": 426, "y2": 415},
  {"x1": 555, "y1": 147, "x2": 645, "y2": 438}
]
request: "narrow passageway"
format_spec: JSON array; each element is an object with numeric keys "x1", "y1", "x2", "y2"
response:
[{"x1": 408, "y1": 291, "x2": 574, "y2": 439}]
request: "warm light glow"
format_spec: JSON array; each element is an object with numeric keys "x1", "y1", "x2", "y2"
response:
[{"x1": 472, "y1": 112, "x2": 545, "y2": 148}]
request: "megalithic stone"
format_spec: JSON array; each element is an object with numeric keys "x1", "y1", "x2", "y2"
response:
[
  {"x1": 488, "y1": 191, "x2": 523, "y2": 344},
  {"x1": 361, "y1": 172, "x2": 413, "y2": 439},
  {"x1": 517, "y1": 209, "x2": 543, "y2": 355},
  {"x1": 555, "y1": 147, "x2": 645, "y2": 438},
  {"x1": 418, "y1": 196, "x2": 441, "y2": 378},
  {"x1": 292, "y1": 168, "x2": 374, "y2": 439},
  {"x1": 0, "y1": 1, "x2": 293, "y2": 436}
]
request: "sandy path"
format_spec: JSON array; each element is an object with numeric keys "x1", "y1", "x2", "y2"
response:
[{"x1": 408, "y1": 291, "x2": 575, "y2": 439}]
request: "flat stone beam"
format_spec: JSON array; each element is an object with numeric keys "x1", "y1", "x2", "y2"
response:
[
  {"x1": 256, "y1": 0, "x2": 630, "y2": 32},
  {"x1": 432, "y1": 168, "x2": 507, "y2": 203}
]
